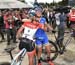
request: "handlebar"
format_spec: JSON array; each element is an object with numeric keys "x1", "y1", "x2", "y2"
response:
[{"x1": 52, "y1": 30, "x2": 71, "y2": 34}]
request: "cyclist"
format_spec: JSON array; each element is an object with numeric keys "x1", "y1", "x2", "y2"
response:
[
  {"x1": 34, "y1": 7, "x2": 54, "y2": 65},
  {"x1": 16, "y1": 10, "x2": 42, "y2": 65},
  {"x1": 68, "y1": 7, "x2": 75, "y2": 37}
]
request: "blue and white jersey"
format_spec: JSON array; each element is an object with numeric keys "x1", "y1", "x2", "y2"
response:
[
  {"x1": 35, "y1": 17, "x2": 47, "y2": 40},
  {"x1": 39, "y1": 17, "x2": 46, "y2": 24}
]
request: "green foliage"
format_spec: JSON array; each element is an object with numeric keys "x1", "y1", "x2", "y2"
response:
[
  {"x1": 58, "y1": 0, "x2": 68, "y2": 6},
  {"x1": 18, "y1": 0, "x2": 25, "y2": 2},
  {"x1": 39, "y1": 0, "x2": 68, "y2": 8}
]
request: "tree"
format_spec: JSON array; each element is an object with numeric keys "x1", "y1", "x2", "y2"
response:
[
  {"x1": 18, "y1": 0, "x2": 25, "y2": 2},
  {"x1": 62, "y1": 0, "x2": 68, "y2": 6}
]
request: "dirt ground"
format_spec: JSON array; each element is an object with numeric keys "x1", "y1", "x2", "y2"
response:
[{"x1": 0, "y1": 32, "x2": 75, "y2": 65}]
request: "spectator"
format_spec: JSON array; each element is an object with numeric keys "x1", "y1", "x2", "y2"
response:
[
  {"x1": 0, "y1": 11, "x2": 5, "y2": 42},
  {"x1": 57, "y1": 12, "x2": 67, "y2": 47},
  {"x1": 68, "y1": 7, "x2": 75, "y2": 37},
  {"x1": 4, "y1": 12, "x2": 17, "y2": 47}
]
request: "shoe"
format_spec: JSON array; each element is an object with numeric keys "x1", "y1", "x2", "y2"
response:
[
  {"x1": 38, "y1": 63, "x2": 42, "y2": 65},
  {"x1": 48, "y1": 61, "x2": 54, "y2": 65}
]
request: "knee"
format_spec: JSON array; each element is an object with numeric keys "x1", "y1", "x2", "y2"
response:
[
  {"x1": 37, "y1": 47, "x2": 42, "y2": 52},
  {"x1": 27, "y1": 49, "x2": 36, "y2": 57}
]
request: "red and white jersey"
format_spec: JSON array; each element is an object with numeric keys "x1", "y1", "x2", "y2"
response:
[
  {"x1": 68, "y1": 10, "x2": 75, "y2": 22},
  {"x1": 22, "y1": 22, "x2": 41, "y2": 40}
]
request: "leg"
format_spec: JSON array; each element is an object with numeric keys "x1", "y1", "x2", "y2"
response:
[
  {"x1": 43, "y1": 34, "x2": 54, "y2": 65},
  {"x1": 27, "y1": 49, "x2": 36, "y2": 65},
  {"x1": 12, "y1": 28, "x2": 17, "y2": 43},
  {"x1": 36, "y1": 46, "x2": 42, "y2": 65},
  {"x1": 6, "y1": 29, "x2": 11, "y2": 45},
  {"x1": 37, "y1": 46, "x2": 42, "y2": 60},
  {"x1": 19, "y1": 39, "x2": 36, "y2": 65},
  {"x1": 45, "y1": 43, "x2": 51, "y2": 60},
  {"x1": 0, "y1": 27, "x2": 5, "y2": 42},
  {"x1": 57, "y1": 23, "x2": 65, "y2": 47},
  {"x1": 35, "y1": 40, "x2": 42, "y2": 65}
]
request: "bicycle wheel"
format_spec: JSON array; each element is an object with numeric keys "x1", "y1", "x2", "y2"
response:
[{"x1": 41, "y1": 40, "x2": 58, "y2": 62}]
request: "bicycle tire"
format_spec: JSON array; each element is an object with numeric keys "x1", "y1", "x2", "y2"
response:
[{"x1": 41, "y1": 40, "x2": 58, "y2": 62}]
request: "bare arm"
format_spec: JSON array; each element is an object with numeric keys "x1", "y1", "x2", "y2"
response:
[
  {"x1": 44, "y1": 22, "x2": 53, "y2": 31},
  {"x1": 46, "y1": 22, "x2": 53, "y2": 30},
  {"x1": 16, "y1": 26, "x2": 24, "y2": 39}
]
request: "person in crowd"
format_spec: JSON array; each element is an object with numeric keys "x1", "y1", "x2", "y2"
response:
[
  {"x1": 55, "y1": 11, "x2": 61, "y2": 26},
  {"x1": 34, "y1": 7, "x2": 54, "y2": 65},
  {"x1": 13, "y1": 10, "x2": 22, "y2": 30},
  {"x1": 42, "y1": 8, "x2": 49, "y2": 23},
  {"x1": 4, "y1": 11, "x2": 17, "y2": 47},
  {"x1": 57, "y1": 12, "x2": 67, "y2": 48},
  {"x1": 68, "y1": 7, "x2": 75, "y2": 37},
  {"x1": 16, "y1": 10, "x2": 42, "y2": 65},
  {"x1": 0, "y1": 11, "x2": 5, "y2": 42},
  {"x1": 50, "y1": 11, "x2": 56, "y2": 29}
]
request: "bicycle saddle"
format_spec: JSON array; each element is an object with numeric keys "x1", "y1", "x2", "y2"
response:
[{"x1": 5, "y1": 47, "x2": 16, "y2": 52}]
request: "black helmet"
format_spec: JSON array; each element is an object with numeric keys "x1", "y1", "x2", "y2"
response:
[{"x1": 28, "y1": 9, "x2": 36, "y2": 17}]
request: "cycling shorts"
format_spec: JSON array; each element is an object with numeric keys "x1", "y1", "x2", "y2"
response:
[
  {"x1": 19, "y1": 38, "x2": 35, "y2": 52},
  {"x1": 35, "y1": 28, "x2": 49, "y2": 47}
]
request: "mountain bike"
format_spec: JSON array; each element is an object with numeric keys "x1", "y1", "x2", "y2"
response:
[
  {"x1": 0, "y1": 46, "x2": 36, "y2": 65},
  {"x1": 4, "y1": 47, "x2": 26, "y2": 65},
  {"x1": 0, "y1": 47, "x2": 26, "y2": 65},
  {"x1": 40, "y1": 29, "x2": 75, "y2": 62}
]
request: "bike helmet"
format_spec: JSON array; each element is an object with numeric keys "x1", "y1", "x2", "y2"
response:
[
  {"x1": 34, "y1": 7, "x2": 43, "y2": 13},
  {"x1": 28, "y1": 9, "x2": 36, "y2": 17}
]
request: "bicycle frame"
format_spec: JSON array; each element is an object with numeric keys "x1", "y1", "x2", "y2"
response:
[
  {"x1": 11, "y1": 48, "x2": 26, "y2": 65},
  {"x1": 6, "y1": 48, "x2": 26, "y2": 65},
  {"x1": 53, "y1": 30, "x2": 73, "y2": 54}
]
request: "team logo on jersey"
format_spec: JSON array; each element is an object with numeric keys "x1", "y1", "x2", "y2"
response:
[{"x1": 28, "y1": 30, "x2": 30, "y2": 32}]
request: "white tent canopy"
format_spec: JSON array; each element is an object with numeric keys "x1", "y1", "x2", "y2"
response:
[
  {"x1": 0, "y1": 0, "x2": 15, "y2": 3},
  {"x1": 0, "y1": 0, "x2": 33, "y2": 9}
]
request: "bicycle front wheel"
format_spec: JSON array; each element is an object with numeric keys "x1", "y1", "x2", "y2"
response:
[{"x1": 41, "y1": 40, "x2": 58, "y2": 62}]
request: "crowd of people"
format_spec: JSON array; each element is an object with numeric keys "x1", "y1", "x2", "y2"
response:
[
  {"x1": 0, "y1": 9, "x2": 29, "y2": 44},
  {"x1": 0, "y1": 5, "x2": 75, "y2": 65}
]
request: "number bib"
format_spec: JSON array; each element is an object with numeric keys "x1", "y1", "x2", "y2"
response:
[{"x1": 22, "y1": 22, "x2": 39, "y2": 40}]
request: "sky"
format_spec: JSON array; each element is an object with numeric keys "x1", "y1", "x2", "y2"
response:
[{"x1": 25, "y1": 0, "x2": 62, "y2": 3}]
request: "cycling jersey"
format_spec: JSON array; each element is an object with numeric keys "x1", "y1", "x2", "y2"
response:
[
  {"x1": 68, "y1": 11, "x2": 75, "y2": 22},
  {"x1": 35, "y1": 17, "x2": 49, "y2": 46},
  {"x1": 22, "y1": 21, "x2": 41, "y2": 40},
  {"x1": 19, "y1": 21, "x2": 42, "y2": 51},
  {"x1": 69, "y1": 14, "x2": 75, "y2": 22}
]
